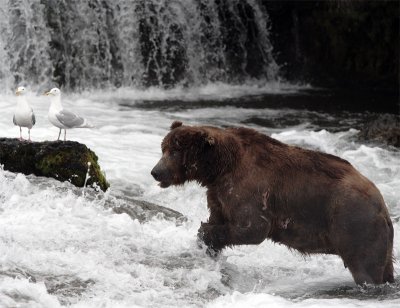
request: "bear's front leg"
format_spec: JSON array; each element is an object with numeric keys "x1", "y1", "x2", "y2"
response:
[
  {"x1": 197, "y1": 219, "x2": 270, "y2": 255},
  {"x1": 206, "y1": 193, "x2": 225, "y2": 225},
  {"x1": 197, "y1": 222, "x2": 227, "y2": 255}
]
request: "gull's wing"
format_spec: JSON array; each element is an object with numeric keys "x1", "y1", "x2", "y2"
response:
[{"x1": 56, "y1": 109, "x2": 85, "y2": 128}]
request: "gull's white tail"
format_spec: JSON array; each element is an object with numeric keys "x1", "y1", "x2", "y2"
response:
[{"x1": 80, "y1": 118, "x2": 95, "y2": 128}]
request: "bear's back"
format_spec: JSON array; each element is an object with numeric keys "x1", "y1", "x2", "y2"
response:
[{"x1": 224, "y1": 126, "x2": 353, "y2": 180}]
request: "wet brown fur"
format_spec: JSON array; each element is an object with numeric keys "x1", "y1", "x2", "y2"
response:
[{"x1": 151, "y1": 121, "x2": 395, "y2": 285}]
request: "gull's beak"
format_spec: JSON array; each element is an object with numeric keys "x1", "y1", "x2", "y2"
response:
[
  {"x1": 15, "y1": 90, "x2": 21, "y2": 96},
  {"x1": 44, "y1": 91, "x2": 51, "y2": 96}
]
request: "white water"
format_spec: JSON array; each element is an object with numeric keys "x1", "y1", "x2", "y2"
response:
[{"x1": 0, "y1": 85, "x2": 399, "y2": 307}]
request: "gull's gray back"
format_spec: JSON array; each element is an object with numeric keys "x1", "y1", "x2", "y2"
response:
[{"x1": 56, "y1": 110, "x2": 85, "y2": 128}]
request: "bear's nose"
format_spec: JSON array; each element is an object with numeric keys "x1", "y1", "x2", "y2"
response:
[{"x1": 151, "y1": 167, "x2": 161, "y2": 181}]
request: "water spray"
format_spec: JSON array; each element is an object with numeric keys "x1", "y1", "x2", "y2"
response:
[{"x1": 82, "y1": 161, "x2": 91, "y2": 197}]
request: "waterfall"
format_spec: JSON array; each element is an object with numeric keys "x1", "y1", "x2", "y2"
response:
[
  {"x1": 0, "y1": 0, "x2": 279, "y2": 91},
  {"x1": 0, "y1": 0, "x2": 53, "y2": 91}
]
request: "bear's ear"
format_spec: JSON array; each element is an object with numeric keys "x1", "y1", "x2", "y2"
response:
[
  {"x1": 170, "y1": 121, "x2": 183, "y2": 130},
  {"x1": 200, "y1": 130, "x2": 215, "y2": 146},
  {"x1": 206, "y1": 135, "x2": 215, "y2": 145}
]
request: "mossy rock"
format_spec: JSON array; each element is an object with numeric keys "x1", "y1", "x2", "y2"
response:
[{"x1": 0, "y1": 138, "x2": 109, "y2": 191}]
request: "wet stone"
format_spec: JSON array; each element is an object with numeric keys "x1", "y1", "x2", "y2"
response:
[
  {"x1": 0, "y1": 269, "x2": 95, "y2": 305},
  {"x1": 44, "y1": 275, "x2": 95, "y2": 305},
  {"x1": 0, "y1": 138, "x2": 109, "y2": 191},
  {"x1": 300, "y1": 279, "x2": 400, "y2": 301},
  {"x1": 0, "y1": 268, "x2": 36, "y2": 283},
  {"x1": 111, "y1": 198, "x2": 187, "y2": 224},
  {"x1": 358, "y1": 114, "x2": 400, "y2": 147}
]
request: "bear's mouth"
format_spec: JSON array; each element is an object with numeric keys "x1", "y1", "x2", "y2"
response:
[{"x1": 158, "y1": 181, "x2": 171, "y2": 188}]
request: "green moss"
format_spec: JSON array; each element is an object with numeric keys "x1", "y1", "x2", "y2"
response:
[
  {"x1": 0, "y1": 139, "x2": 109, "y2": 191},
  {"x1": 35, "y1": 142, "x2": 109, "y2": 191},
  {"x1": 84, "y1": 150, "x2": 110, "y2": 192}
]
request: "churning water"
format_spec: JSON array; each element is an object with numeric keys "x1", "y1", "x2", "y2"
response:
[{"x1": 0, "y1": 84, "x2": 399, "y2": 307}]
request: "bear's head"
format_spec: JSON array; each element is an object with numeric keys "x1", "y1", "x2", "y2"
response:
[{"x1": 151, "y1": 121, "x2": 237, "y2": 188}]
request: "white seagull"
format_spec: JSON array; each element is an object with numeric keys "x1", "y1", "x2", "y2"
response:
[
  {"x1": 45, "y1": 88, "x2": 93, "y2": 141},
  {"x1": 13, "y1": 86, "x2": 35, "y2": 141}
]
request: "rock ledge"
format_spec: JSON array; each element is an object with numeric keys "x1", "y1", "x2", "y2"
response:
[{"x1": 0, "y1": 138, "x2": 109, "y2": 191}]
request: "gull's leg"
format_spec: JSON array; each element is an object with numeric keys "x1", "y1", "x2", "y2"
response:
[
  {"x1": 57, "y1": 128, "x2": 61, "y2": 141},
  {"x1": 28, "y1": 128, "x2": 32, "y2": 142},
  {"x1": 64, "y1": 129, "x2": 66, "y2": 141},
  {"x1": 19, "y1": 127, "x2": 23, "y2": 141}
]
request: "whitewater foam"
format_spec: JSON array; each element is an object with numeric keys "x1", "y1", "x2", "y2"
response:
[{"x1": 0, "y1": 88, "x2": 399, "y2": 307}]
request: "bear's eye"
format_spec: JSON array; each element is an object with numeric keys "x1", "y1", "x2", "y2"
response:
[
  {"x1": 171, "y1": 150, "x2": 180, "y2": 158},
  {"x1": 173, "y1": 137, "x2": 181, "y2": 147}
]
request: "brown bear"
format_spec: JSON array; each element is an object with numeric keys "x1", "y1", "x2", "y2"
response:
[{"x1": 151, "y1": 121, "x2": 394, "y2": 285}]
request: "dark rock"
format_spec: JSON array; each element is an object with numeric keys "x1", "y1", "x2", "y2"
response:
[
  {"x1": 0, "y1": 268, "x2": 36, "y2": 283},
  {"x1": 0, "y1": 138, "x2": 109, "y2": 191},
  {"x1": 21, "y1": 172, "x2": 185, "y2": 224},
  {"x1": 112, "y1": 198, "x2": 187, "y2": 224},
  {"x1": 358, "y1": 114, "x2": 400, "y2": 147},
  {"x1": 44, "y1": 275, "x2": 95, "y2": 305},
  {"x1": 77, "y1": 184, "x2": 186, "y2": 223}
]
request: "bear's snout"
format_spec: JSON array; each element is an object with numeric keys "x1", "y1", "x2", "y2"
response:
[
  {"x1": 151, "y1": 164, "x2": 164, "y2": 181},
  {"x1": 151, "y1": 159, "x2": 173, "y2": 187}
]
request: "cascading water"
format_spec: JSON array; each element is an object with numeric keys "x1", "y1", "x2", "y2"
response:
[
  {"x1": 0, "y1": 0, "x2": 53, "y2": 91},
  {"x1": 0, "y1": 0, "x2": 279, "y2": 91}
]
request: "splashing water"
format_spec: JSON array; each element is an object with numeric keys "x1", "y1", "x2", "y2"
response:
[
  {"x1": 82, "y1": 162, "x2": 91, "y2": 198},
  {"x1": 0, "y1": 87, "x2": 399, "y2": 307}
]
